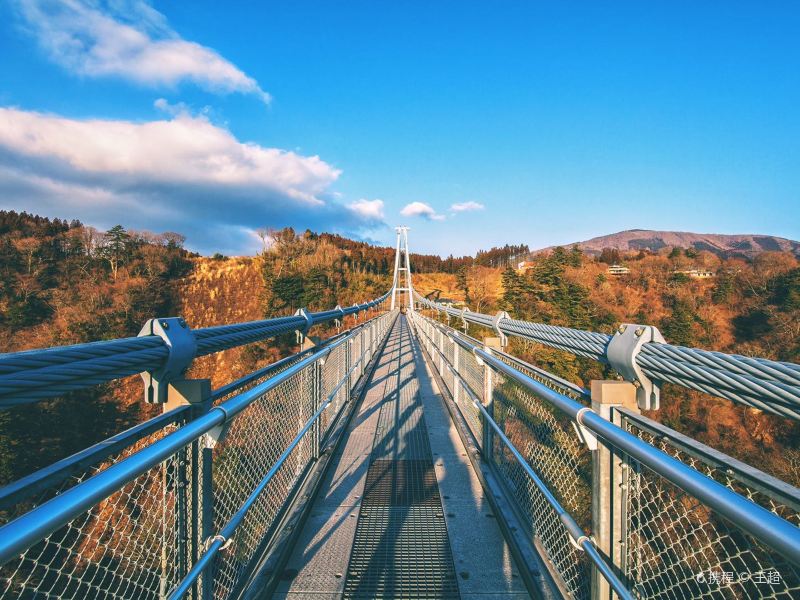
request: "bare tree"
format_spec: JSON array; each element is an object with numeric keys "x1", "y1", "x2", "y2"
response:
[
  {"x1": 162, "y1": 232, "x2": 186, "y2": 249},
  {"x1": 469, "y1": 266, "x2": 494, "y2": 313},
  {"x1": 256, "y1": 228, "x2": 272, "y2": 253},
  {"x1": 80, "y1": 226, "x2": 102, "y2": 258}
]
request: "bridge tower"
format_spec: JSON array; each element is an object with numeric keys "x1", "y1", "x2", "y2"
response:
[{"x1": 390, "y1": 226, "x2": 414, "y2": 311}]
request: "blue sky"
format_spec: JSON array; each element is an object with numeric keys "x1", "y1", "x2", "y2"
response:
[{"x1": 0, "y1": 1, "x2": 798, "y2": 256}]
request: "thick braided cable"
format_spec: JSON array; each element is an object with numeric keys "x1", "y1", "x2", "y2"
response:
[
  {"x1": 0, "y1": 292, "x2": 389, "y2": 406},
  {"x1": 417, "y1": 294, "x2": 800, "y2": 418}
]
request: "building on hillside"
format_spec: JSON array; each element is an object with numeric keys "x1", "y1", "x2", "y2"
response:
[
  {"x1": 674, "y1": 269, "x2": 716, "y2": 279},
  {"x1": 517, "y1": 261, "x2": 535, "y2": 273},
  {"x1": 607, "y1": 264, "x2": 631, "y2": 276},
  {"x1": 436, "y1": 298, "x2": 464, "y2": 308}
]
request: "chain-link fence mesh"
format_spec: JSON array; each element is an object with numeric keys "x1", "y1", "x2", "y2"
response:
[
  {"x1": 411, "y1": 312, "x2": 592, "y2": 599},
  {"x1": 491, "y1": 368, "x2": 592, "y2": 599},
  {"x1": 209, "y1": 365, "x2": 314, "y2": 599},
  {"x1": 493, "y1": 352, "x2": 588, "y2": 403},
  {"x1": 0, "y1": 420, "x2": 188, "y2": 600},
  {"x1": 620, "y1": 410, "x2": 800, "y2": 599},
  {"x1": 321, "y1": 342, "x2": 348, "y2": 437},
  {"x1": 410, "y1": 310, "x2": 800, "y2": 600},
  {"x1": 0, "y1": 311, "x2": 396, "y2": 600}
]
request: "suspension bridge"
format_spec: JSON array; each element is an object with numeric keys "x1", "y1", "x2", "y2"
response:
[{"x1": 1, "y1": 227, "x2": 799, "y2": 600}]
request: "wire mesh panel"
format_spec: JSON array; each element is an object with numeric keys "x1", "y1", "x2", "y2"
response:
[
  {"x1": 455, "y1": 345, "x2": 484, "y2": 444},
  {"x1": 0, "y1": 422, "x2": 188, "y2": 600},
  {"x1": 491, "y1": 369, "x2": 592, "y2": 600},
  {"x1": 211, "y1": 353, "x2": 310, "y2": 407},
  {"x1": 0, "y1": 311, "x2": 397, "y2": 600},
  {"x1": 321, "y1": 342, "x2": 348, "y2": 437},
  {"x1": 493, "y1": 352, "x2": 587, "y2": 403},
  {"x1": 441, "y1": 337, "x2": 456, "y2": 398},
  {"x1": 417, "y1": 320, "x2": 482, "y2": 446},
  {"x1": 209, "y1": 365, "x2": 314, "y2": 599},
  {"x1": 620, "y1": 411, "x2": 800, "y2": 599}
]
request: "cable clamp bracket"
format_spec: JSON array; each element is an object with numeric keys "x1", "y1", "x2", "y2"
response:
[
  {"x1": 572, "y1": 407, "x2": 598, "y2": 450},
  {"x1": 570, "y1": 533, "x2": 594, "y2": 551},
  {"x1": 205, "y1": 534, "x2": 233, "y2": 551},
  {"x1": 493, "y1": 311, "x2": 509, "y2": 347},
  {"x1": 606, "y1": 323, "x2": 666, "y2": 410},
  {"x1": 461, "y1": 307, "x2": 471, "y2": 333},
  {"x1": 334, "y1": 305, "x2": 345, "y2": 333},
  {"x1": 138, "y1": 317, "x2": 196, "y2": 404},
  {"x1": 294, "y1": 308, "x2": 314, "y2": 345}
]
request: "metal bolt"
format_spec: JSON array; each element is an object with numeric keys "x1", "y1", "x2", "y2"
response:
[
  {"x1": 160, "y1": 321, "x2": 169, "y2": 329},
  {"x1": 635, "y1": 327, "x2": 645, "y2": 337},
  {"x1": 179, "y1": 318, "x2": 187, "y2": 328},
  {"x1": 618, "y1": 325, "x2": 627, "y2": 334}
]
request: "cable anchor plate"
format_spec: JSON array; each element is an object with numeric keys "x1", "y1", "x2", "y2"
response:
[{"x1": 606, "y1": 323, "x2": 665, "y2": 410}]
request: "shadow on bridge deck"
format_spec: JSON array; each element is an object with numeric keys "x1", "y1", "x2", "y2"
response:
[{"x1": 271, "y1": 314, "x2": 531, "y2": 599}]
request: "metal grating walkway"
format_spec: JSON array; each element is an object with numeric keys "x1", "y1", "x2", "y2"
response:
[
  {"x1": 343, "y1": 316, "x2": 459, "y2": 598},
  {"x1": 274, "y1": 315, "x2": 530, "y2": 599}
]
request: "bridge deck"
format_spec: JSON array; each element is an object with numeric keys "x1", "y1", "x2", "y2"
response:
[{"x1": 274, "y1": 314, "x2": 530, "y2": 599}]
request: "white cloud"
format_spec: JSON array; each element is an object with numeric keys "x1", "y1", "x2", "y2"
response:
[
  {"x1": 347, "y1": 199, "x2": 385, "y2": 222},
  {"x1": 12, "y1": 0, "x2": 270, "y2": 103},
  {"x1": 0, "y1": 107, "x2": 336, "y2": 201},
  {"x1": 0, "y1": 107, "x2": 378, "y2": 254},
  {"x1": 400, "y1": 201, "x2": 445, "y2": 221},
  {"x1": 450, "y1": 200, "x2": 485, "y2": 212}
]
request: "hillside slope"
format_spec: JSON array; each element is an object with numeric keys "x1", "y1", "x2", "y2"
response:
[{"x1": 535, "y1": 229, "x2": 800, "y2": 258}]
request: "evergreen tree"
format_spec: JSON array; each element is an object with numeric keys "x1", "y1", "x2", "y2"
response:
[
  {"x1": 772, "y1": 268, "x2": 800, "y2": 311},
  {"x1": 500, "y1": 266, "x2": 522, "y2": 314},
  {"x1": 101, "y1": 225, "x2": 130, "y2": 281},
  {"x1": 661, "y1": 297, "x2": 696, "y2": 345},
  {"x1": 456, "y1": 266, "x2": 471, "y2": 305},
  {"x1": 712, "y1": 272, "x2": 735, "y2": 304},
  {"x1": 568, "y1": 245, "x2": 583, "y2": 267}
]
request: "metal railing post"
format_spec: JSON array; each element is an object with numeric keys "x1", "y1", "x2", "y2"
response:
[
  {"x1": 481, "y1": 344, "x2": 494, "y2": 460},
  {"x1": 452, "y1": 338, "x2": 460, "y2": 405},
  {"x1": 312, "y1": 359, "x2": 322, "y2": 459},
  {"x1": 189, "y1": 438, "x2": 200, "y2": 600},
  {"x1": 346, "y1": 338, "x2": 353, "y2": 404},
  {"x1": 590, "y1": 380, "x2": 638, "y2": 600},
  {"x1": 176, "y1": 445, "x2": 189, "y2": 590},
  {"x1": 151, "y1": 376, "x2": 211, "y2": 600},
  {"x1": 439, "y1": 330, "x2": 446, "y2": 375},
  {"x1": 200, "y1": 443, "x2": 214, "y2": 600}
]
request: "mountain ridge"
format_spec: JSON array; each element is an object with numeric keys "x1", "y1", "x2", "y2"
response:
[{"x1": 533, "y1": 229, "x2": 800, "y2": 258}]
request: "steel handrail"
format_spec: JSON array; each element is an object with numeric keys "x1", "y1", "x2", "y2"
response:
[
  {"x1": 167, "y1": 323, "x2": 380, "y2": 599},
  {"x1": 0, "y1": 347, "x2": 330, "y2": 565},
  {"x1": 0, "y1": 326, "x2": 361, "y2": 511},
  {"x1": 410, "y1": 312, "x2": 633, "y2": 599},
  {"x1": 472, "y1": 345, "x2": 800, "y2": 565}
]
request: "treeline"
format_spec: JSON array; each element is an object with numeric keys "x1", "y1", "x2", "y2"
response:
[
  {"x1": 475, "y1": 243, "x2": 530, "y2": 267},
  {"x1": 259, "y1": 231, "x2": 534, "y2": 316},
  {"x1": 315, "y1": 233, "x2": 526, "y2": 274},
  {"x1": 476, "y1": 245, "x2": 800, "y2": 481},
  {"x1": 316, "y1": 231, "x2": 473, "y2": 274},
  {"x1": 0, "y1": 211, "x2": 194, "y2": 484},
  {"x1": 261, "y1": 228, "x2": 392, "y2": 316}
]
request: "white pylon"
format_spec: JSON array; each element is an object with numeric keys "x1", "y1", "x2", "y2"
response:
[{"x1": 390, "y1": 226, "x2": 414, "y2": 311}]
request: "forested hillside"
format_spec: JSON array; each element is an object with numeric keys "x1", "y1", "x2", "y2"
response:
[
  {"x1": 0, "y1": 211, "x2": 194, "y2": 483},
  {"x1": 1, "y1": 211, "x2": 799, "y2": 488},
  {"x1": 415, "y1": 245, "x2": 800, "y2": 482}
]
